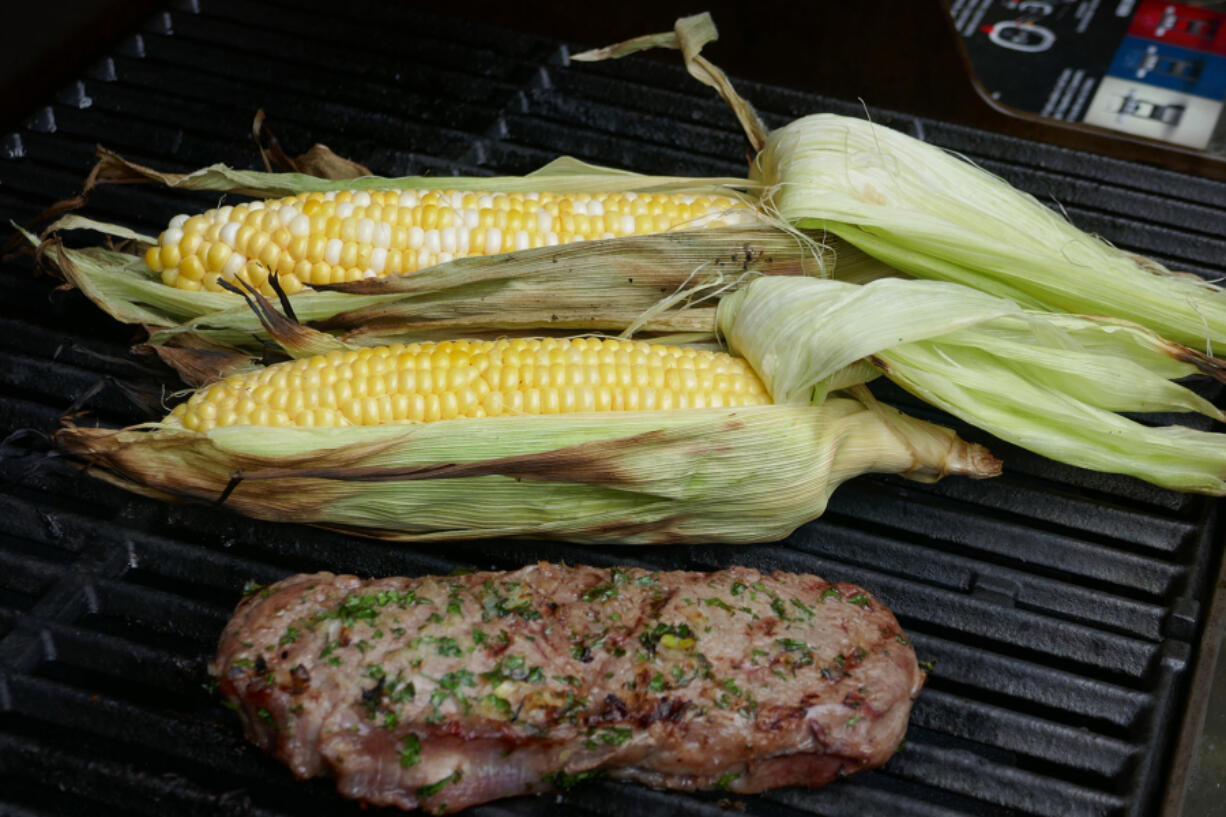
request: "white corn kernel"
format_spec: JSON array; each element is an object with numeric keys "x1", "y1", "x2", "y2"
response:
[
  {"x1": 222, "y1": 252, "x2": 246, "y2": 279},
  {"x1": 325, "y1": 238, "x2": 343, "y2": 265}
]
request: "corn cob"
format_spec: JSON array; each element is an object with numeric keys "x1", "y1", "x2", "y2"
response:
[
  {"x1": 144, "y1": 189, "x2": 756, "y2": 296},
  {"x1": 57, "y1": 395, "x2": 998, "y2": 544},
  {"x1": 168, "y1": 337, "x2": 770, "y2": 431}
]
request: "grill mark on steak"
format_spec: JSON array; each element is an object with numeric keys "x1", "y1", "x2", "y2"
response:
[{"x1": 210, "y1": 563, "x2": 923, "y2": 813}]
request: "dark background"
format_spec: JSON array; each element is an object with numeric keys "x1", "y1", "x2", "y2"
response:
[{"x1": 5, "y1": 0, "x2": 1226, "y2": 179}]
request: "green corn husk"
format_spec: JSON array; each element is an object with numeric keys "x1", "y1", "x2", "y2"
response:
[
  {"x1": 55, "y1": 397, "x2": 999, "y2": 545},
  {"x1": 749, "y1": 114, "x2": 1226, "y2": 353},
  {"x1": 582, "y1": 14, "x2": 1226, "y2": 354},
  {"x1": 718, "y1": 276, "x2": 1226, "y2": 494}
]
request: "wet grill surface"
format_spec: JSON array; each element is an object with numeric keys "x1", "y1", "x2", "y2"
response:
[{"x1": 1, "y1": 1, "x2": 1224, "y2": 815}]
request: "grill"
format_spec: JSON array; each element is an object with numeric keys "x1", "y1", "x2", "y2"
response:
[{"x1": 2, "y1": 2, "x2": 1224, "y2": 815}]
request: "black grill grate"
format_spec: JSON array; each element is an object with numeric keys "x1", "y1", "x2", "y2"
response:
[{"x1": 2, "y1": 1, "x2": 1224, "y2": 815}]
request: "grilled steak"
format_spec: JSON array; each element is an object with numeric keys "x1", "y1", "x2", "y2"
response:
[{"x1": 211, "y1": 563, "x2": 923, "y2": 812}]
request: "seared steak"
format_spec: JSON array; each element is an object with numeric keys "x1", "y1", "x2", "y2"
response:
[{"x1": 211, "y1": 563, "x2": 923, "y2": 813}]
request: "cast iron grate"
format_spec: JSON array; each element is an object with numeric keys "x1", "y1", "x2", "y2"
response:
[{"x1": 1, "y1": 1, "x2": 1224, "y2": 815}]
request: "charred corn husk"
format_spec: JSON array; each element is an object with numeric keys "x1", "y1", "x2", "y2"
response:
[
  {"x1": 718, "y1": 276, "x2": 1226, "y2": 495},
  {"x1": 55, "y1": 337, "x2": 999, "y2": 544},
  {"x1": 146, "y1": 188, "x2": 755, "y2": 296}
]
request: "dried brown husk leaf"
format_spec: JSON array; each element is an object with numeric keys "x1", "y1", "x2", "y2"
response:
[{"x1": 35, "y1": 215, "x2": 848, "y2": 385}]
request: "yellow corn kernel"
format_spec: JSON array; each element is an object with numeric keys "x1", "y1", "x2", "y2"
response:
[
  {"x1": 168, "y1": 337, "x2": 770, "y2": 430},
  {"x1": 146, "y1": 189, "x2": 755, "y2": 292}
]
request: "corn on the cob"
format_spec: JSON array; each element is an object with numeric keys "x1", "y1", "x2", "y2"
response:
[
  {"x1": 58, "y1": 397, "x2": 998, "y2": 544},
  {"x1": 167, "y1": 337, "x2": 771, "y2": 431},
  {"x1": 144, "y1": 189, "x2": 756, "y2": 296}
]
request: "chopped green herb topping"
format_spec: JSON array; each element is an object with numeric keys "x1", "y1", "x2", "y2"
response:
[
  {"x1": 484, "y1": 694, "x2": 514, "y2": 719},
  {"x1": 847, "y1": 593, "x2": 872, "y2": 608},
  {"x1": 542, "y1": 769, "x2": 606, "y2": 789},
  {"x1": 482, "y1": 654, "x2": 544, "y2": 684},
  {"x1": 581, "y1": 582, "x2": 618, "y2": 603},
  {"x1": 388, "y1": 678, "x2": 416, "y2": 704},
  {"x1": 820, "y1": 586, "x2": 843, "y2": 602},
  {"x1": 777, "y1": 638, "x2": 815, "y2": 671},
  {"x1": 584, "y1": 727, "x2": 633, "y2": 749},
  {"x1": 479, "y1": 579, "x2": 541, "y2": 621},
  {"x1": 639, "y1": 622, "x2": 696, "y2": 654},
  {"x1": 417, "y1": 769, "x2": 462, "y2": 798},
  {"x1": 714, "y1": 772, "x2": 740, "y2": 791},
  {"x1": 557, "y1": 693, "x2": 589, "y2": 722},
  {"x1": 435, "y1": 637, "x2": 462, "y2": 657},
  {"x1": 790, "y1": 598, "x2": 815, "y2": 618},
  {"x1": 316, "y1": 589, "x2": 431, "y2": 627}
]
